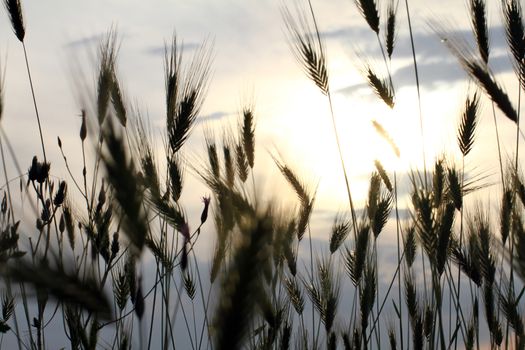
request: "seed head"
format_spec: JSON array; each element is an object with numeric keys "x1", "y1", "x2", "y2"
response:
[
  {"x1": 79, "y1": 110, "x2": 87, "y2": 141},
  {"x1": 180, "y1": 221, "x2": 190, "y2": 241},
  {"x1": 27, "y1": 156, "x2": 50, "y2": 184},
  {"x1": 200, "y1": 196, "x2": 210, "y2": 224},
  {"x1": 53, "y1": 181, "x2": 67, "y2": 206},
  {"x1": 4, "y1": 0, "x2": 25, "y2": 42}
]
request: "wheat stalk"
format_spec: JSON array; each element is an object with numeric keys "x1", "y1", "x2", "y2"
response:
[
  {"x1": 354, "y1": 0, "x2": 380, "y2": 34},
  {"x1": 366, "y1": 66, "x2": 395, "y2": 108},
  {"x1": 372, "y1": 120, "x2": 400, "y2": 157},
  {"x1": 282, "y1": 3, "x2": 329, "y2": 95},
  {"x1": 4, "y1": 0, "x2": 24, "y2": 43},
  {"x1": 329, "y1": 213, "x2": 351, "y2": 254},
  {"x1": 165, "y1": 35, "x2": 212, "y2": 154},
  {"x1": 385, "y1": 0, "x2": 397, "y2": 59},
  {"x1": 439, "y1": 33, "x2": 519, "y2": 124},
  {"x1": 457, "y1": 91, "x2": 480, "y2": 157},
  {"x1": 469, "y1": 0, "x2": 489, "y2": 64}
]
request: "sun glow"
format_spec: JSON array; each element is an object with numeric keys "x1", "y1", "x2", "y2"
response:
[{"x1": 270, "y1": 76, "x2": 467, "y2": 211}]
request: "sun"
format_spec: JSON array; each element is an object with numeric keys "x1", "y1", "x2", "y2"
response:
[{"x1": 268, "y1": 75, "x2": 466, "y2": 211}]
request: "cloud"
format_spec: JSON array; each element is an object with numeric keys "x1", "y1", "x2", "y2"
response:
[
  {"x1": 63, "y1": 34, "x2": 105, "y2": 49},
  {"x1": 144, "y1": 42, "x2": 201, "y2": 56},
  {"x1": 336, "y1": 51, "x2": 513, "y2": 98},
  {"x1": 328, "y1": 23, "x2": 515, "y2": 92},
  {"x1": 63, "y1": 32, "x2": 134, "y2": 50},
  {"x1": 324, "y1": 24, "x2": 509, "y2": 60},
  {"x1": 197, "y1": 111, "x2": 231, "y2": 124}
]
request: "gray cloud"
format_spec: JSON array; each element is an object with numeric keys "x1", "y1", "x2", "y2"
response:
[
  {"x1": 329, "y1": 24, "x2": 515, "y2": 93},
  {"x1": 63, "y1": 34, "x2": 105, "y2": 49},
  {"x1": 324, "y1": 24, "x2": 509, "y2": 60},
  {"x1": 144, "y1": 42, "x2": 201, "y2": 56},
  {"x1": 197, "y1": 111, "x2": 231, "y2": 124},
  {"x1": 63, "y1": 32, "x2": 133, "y2": 50}
]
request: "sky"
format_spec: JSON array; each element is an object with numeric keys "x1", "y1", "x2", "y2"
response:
[
  {"x1": 0, "y1": 0, "x2": 519, "y2": 219},
  {"x1": 0, "y1": 0, "x2": 522, "y2": 348}
]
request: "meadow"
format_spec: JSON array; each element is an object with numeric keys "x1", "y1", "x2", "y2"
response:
[{"x1": 0, "y1": 0, "x2": 525, "y2": 349}]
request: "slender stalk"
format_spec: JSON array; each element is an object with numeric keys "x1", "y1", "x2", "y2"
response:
[
  {"x1": 160, "y1": 273, "x2": 178, "y2": 350},
  {"x1": 432, "y1": 272, "x2": 446, "y2": 350},
  {"x1": 306, "y1": 0, "x2": 358, "y2": 235},
  {"x1": 0, "y1": 138, "x2": 15, "y2": 225},
  {"x1": 307, "y1": 226, "x2": 316, "y2": 349},
  {"x1": 197, "y1": 287, "x2": 213, "y2": 350},
  {"x1": 505, "y1": 84, "x2": 521, "y2": 350},
  {"x1": 373, "y1": 239, "x2": 381, "y2": 347},
  {"x1": 404, "y1": 0, "x2": 427, "y2": 187},
  {"x1": 367, "y1": 247, "x2": 406, "y2": 343},
  {"x1": 22, "y1": 43, "x2": 46, "y2": 162},
  {"x1": 455, "y1": 156, "x2": 467, "y2": 350},
  {"x1": 444, "y1": 262, "x2": 469, "y2": 347},
  {"x1": 19, "y1": 283, "x2": 35, "y2": 350},
  {"x1": 327, "y1": 93, "x2": 358, "y2": 235},
  {"x1": 192, "y1": 251, "x2": 211, "y2": 350},
  {"x1": 147, "y1": 262, "x2": 159, "y2": 350},
  {"x1": 22, "y1": 38, "x2": 61, "y2": 268},
  {"x1": 375, "y1": 34, "x2": 395, "y2": 94},
  {"x1": 250, "y1": 170, "x2": 257, "y2": 205},
  {"x1": 81, "y1": 133, "x2": 92, "y2": 218},
  {"x1": 327, "y1": 92, "x2": 357, "y2": 238},
  {"x1": 491, "y1": 102, "x2": 506, "y2": 188},
  {"x1": 421, "y1": 246, "x2": 429, "y2": 303},
  {"x1": 5, "y1": 280, "x2": 22, "y2": 350},
  {"x1": 394, "y1": 172, "x2": 404, "y2": 350}
]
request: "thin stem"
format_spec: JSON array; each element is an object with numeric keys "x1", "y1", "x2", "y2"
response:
[
  {"x1": 432, "y1": 272, "x2": 447, "y2": 350},
  {"x1": 376, "y1": 34, "x2": 395, "y2": 92},
  {"x1": 19, "y1": 283, "x2": 36, "y2": 350},
  {"x1": 250, "y1": 170, "x2": 257, "y2": 205},
  {"x1": 505, "y1": 83, "x2": 521, "y2": 350},
  {"x1": 172, "y1": 272, "x2": 195, "y2": 350},
  {"x1": 374, "y1": 239, "x2": 381, "y2": 348},
  {"x1": 367, "y1": 247, "x2": 406, "y2": 343},
  {"x1": 306, "y1": 0, "x2": 358, "y2": 236},
  {"x1": 192, "y1": 250, "x2": 211, "y2": 350},
  {"x1": 198, "y1": 287, "x2": 213, "y2": 350},
  {"x1": 444, "y1": 263, "x2": 469, "y2": 347},
  {"x1": 491, "y1": 102, "x2": 505, "y2": 188},
  {"x1": 455, "y1": 156, "x2": 470, "y2": 350},
  {"x1": 394, "y1": 172, "x2": 404, "y2": 350},
  {"x1": 307, "y1": 226, "x2": 316, "y2": 348},
  {"x1": 330, "y1": 92, "x2": 358, "y2": 237},
  {"x1": 22, "y1": 39, "x2": 61, "y2": 264},
  {"x1": 0, "y1": 138, "x2": 15, "y2": 225},
  {"x1": 147, "y1": 262, "x2": 159, "y2": 350},
  {"x1": 22, "y1": 43, "x2": 46, "y2": 163},
  {"x1": 5, "y1": 280, "x2": 23, "y2": 350},
  {"x1": 404, "y1": 0, "x2": 427, "y2": 188}
]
